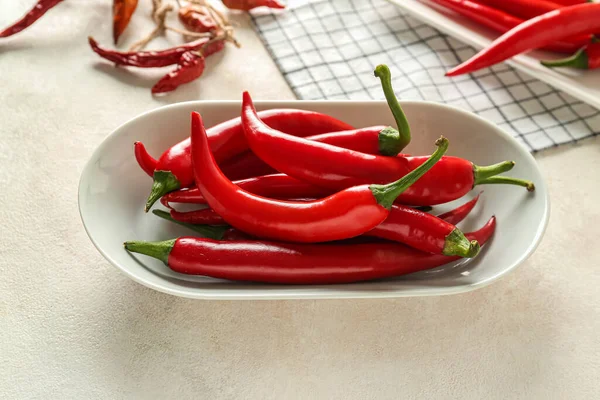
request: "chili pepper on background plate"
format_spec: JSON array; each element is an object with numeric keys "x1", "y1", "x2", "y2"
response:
[
  {"x1": 124, "y1": 216, "x2": 495, "y2": 285},
  {"x1": 0, "y1": 0, "x2": 64, "y2": 38},
  {"x1": 141, "y1": 109, "x2": 355, "y2": 211},
  {"x1": 113, "y1": 0, "x2": 139, "y2": 44},
  {"x1": 446, "y1": 3, "x2": 600, "y2": 76},
  {"x1": 541, "y1": 42, "x2": 600, "y2": 69},
  {"x1": 191, "y1": 111, "x2": 477, "y2": 253},
  {"x1": 222, "y1": 0, "x2": 286, "y2": 11},
  {"x1": 425, "y1": 0, "x2": 585, "y2": 53},
  {"x1": 475, "y1": 0, "x2": 561, "y2": 19},
  {"x1": 241, "y1": 91, "x2": 534, "y2": 205}
]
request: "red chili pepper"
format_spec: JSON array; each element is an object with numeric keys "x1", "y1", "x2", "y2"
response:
[
  {"x1": 475, "y1": 0, "x2": 560, "y2": 20},
  {"x1": 0, "y1": 0, "x2": 63, "y2": 38},
  {"x1": 178, "y1": 4, "x2": 218, "y2": 33},
  {"x1": 124, "y1": 216, "x2": 495, "y2": 285},
  {"x1": 446, "y1": 3, "x2": 600, "y2": 76},
  {"x1": 221, "y1": 0, "x2": 286, "y2": 11},
  {"x1": 221, "y1": 124, "x2": 403, "y2": 180},
  {"x1": 191, "y1": 111, "x2": 470, "y2": 251},
  {"x1": 426, "y1": 0, "x2": 584, "y2": 53},
  {"x1": 552, "y1": 0, "x2": 587, "y2": 5},
  {"x1": 541, "y1": 41, "x2": 600, "y2": 69},
  {"x1": 152, "y1": 51, "x2": 205, "y2": 94},
  {"x1": 436, "y1": 193, "x2": 481, "y2": 225},
  {"x1": 88, "y1": 36, "x2": 212, "y2": 68},
  {"x1": 134, "y1": 142, "x2": 158, "y2": 176},
  {"x1": 142, "y1": 110, "x2": 355, "y2": 210},
  {"x1": 241, "y1": 91, "x2": 534, "y2": 205},
  {"x1": 170, "y1": 208, "x2": 224, "y2": 225},
  {"x1": 161, "y1": 174, "x2": 332, "y2": 208}
]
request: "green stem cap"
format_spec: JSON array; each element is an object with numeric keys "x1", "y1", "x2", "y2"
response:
[
  {"x1": 541, "y1": 47, "x2": 589, "y2": 69},
  {"x1": 124, "y1": 239, "x2": 175, "y2": 265},
  {"x1": 374, "y1": 64, "x2": 411, "y2": 152},
  {"x1": 378, "y1": 126, "x2": 403, "y2": 156},
  {"x1": 370, "y1": 136, "x2": 449, "y2": 209},
  {"x1": 443, "y1": 228, "x2": 480, "y2": 258},
  {"x1": 152, "y1": 209, "x2": 230, "y2": 240},
  {"x1": 145, "y1": 171, "x2": 181, "y2": 212}
]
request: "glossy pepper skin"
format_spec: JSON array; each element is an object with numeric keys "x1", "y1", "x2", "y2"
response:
[
  {"x1": 143, "y1": 109, "x2": 354, "y2": 210},
  {"x1": 161, "y1": 174, "x2": 332, "y2": 208},
  {"x1": 426, "y1": 0, "x2": 585, "y2": 53},
  {"x1": 446, "y1": 3, "x2": 600, "y2": 76},
  {"x1": 191, "y1": 111, "x2": 459, "y2": 246},
  {"x1": 542, "y1": 42, "x2": 600, "y2": 70},
  {"x1": 476, "y1": 0, "x2": 561, "y2": 20},
  {"x1": 0, "y1": 0, "x2": 63, "y2": 38},
  {"x1": 124, "y1": 216, "x2": 495, "y2": 285},
  {"x1": 241, "y1": 91, "x2": 534, "y2": 205}
]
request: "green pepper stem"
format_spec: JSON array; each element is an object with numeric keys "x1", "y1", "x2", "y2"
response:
[
  {"x1": 374, "y1": 64, "x2": 411, "y2": 152},
  {"x1": 145, "y1": 171, "x2": 181, "y2": 212},
  {"x1": 378, "y1": 126, "x2": 402, "y2": 156},
  {"x1": 473, "y1": 161, "x2": 515, "y2": 185},
  {"x1": 443, "y1": 228, "x2": 480, "y2": 258},
  {"x1": 124, "y1": 239, "x2": 175, "y2": 265},
  {"x1": 152, "y1": 209, "x2": 230, "y2": 240},
  {"x1": 541, "y1": 48, "x2": 589, "y2": 69},
  {"x1": 477, "y1": 176, "x2": 535, "y2": 192},
  {"x1": 370, "y1": 136, "x2": 449, "y2": 209}
]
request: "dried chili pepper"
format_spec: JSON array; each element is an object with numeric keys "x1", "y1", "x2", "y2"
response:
[
  {"x1": 178, "y1": 4, "x2": 218, "y2": 33},
  {"x1": 222, "y1": 0, "x2": 286, "y2": 11},
  {"x1": 541, "y1": 42, "x2": 600, "y2": 69},
  {"x1": 142, "y1": 110, "x2": 355, "y2": 210},
  {"x1": 426, "y1": 0, "x2": 585, "y2": 53},
  {"x1": 124, "y1": 216, "x2": 495, "y2": 285},
  {"x1": 0, "y1": 0, "x2": 64, "y2": 38},
  {"x1": 89, "y1": 36, "x2": 211, "y2": 68},
  {"x1": 152, "y1": 51, "x2": 205, "y2": 94},
  {"x1": 446, "y1": 3, "x2": 600, "y2": 76},
  {"x1": 191, "y1": 111, "x2": 468, "y2": 250},
  {"x1": 241, "y1": 91, "x2": 534, "y2": 205},
  {"x1": 113, "y1": 0, "x2": 139, "y2": 44}
]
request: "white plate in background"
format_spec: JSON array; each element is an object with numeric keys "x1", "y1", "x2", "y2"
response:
[
  {"x1": 387, "y1": 0, "x2": 600, "y2": 110},
  {"x1": 79, "y1": 100, "x2": 549, "y2": 299}
]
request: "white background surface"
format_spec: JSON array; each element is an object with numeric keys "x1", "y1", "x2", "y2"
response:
[{"x1": 0, "y1": 1, "x2": 599, "y2": 398}]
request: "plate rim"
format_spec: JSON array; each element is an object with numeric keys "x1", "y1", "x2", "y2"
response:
[{"x1": 78, "y1": 99, "x2": 550, "y2": 300}]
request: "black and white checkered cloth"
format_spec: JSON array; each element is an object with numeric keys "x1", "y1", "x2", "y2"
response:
[{"x1": 251, "y1": 0, "x2": 600, "y2": 151}]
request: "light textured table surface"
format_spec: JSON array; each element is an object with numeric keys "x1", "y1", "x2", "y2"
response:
[{"x1": 1, "y1": 2, "x2": 598, "y2": 399}]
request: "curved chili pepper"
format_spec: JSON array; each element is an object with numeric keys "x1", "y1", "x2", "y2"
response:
[
  {"x1": 152, "y1": 51, "x2": 205, "y2": 94},
  {"x1": 437, "y1": 193, "x2": 481, "y2": 225},
  {"x1": 113, "y1": 0, "x2": 139, "y2": 45},
  {"x1": 542, "y1": 42, "x2": 600, "y2": 69},
  {"x1": 476, "y1": 0, "x2": 560, "y2": 20},
  {"x1": 178, "y1": 4, "x2": 218, "y2": 33},
  {"x1": 143, "y1": 110, "x2": 355, "y2": 210},
  {"x1": 426, "y1": 0, "x2": 584, "y2": 53},
  {"x1": 446, "y1": 3, "x2": 600, "y2": 76},
  {"x1": 221, "y1": 0, "x2": 286, "y2": 11},
  {"x1": 241, "y1": 91, "x2": 534, "y2": 205},
  {"x1": 0, "y1": 0, "x2": 64, "y2": 38},
  {"x1": 124, "y1": 216, "x2": 495, "y2": 285},
  {"x1": 221, "y1": 124, "x2": 404, "y2": 180},
  {"x1": 161, "y1": 174, "x2": 332, "y2": 208},
  {"x1": 88, "y1": 36, "x2": 211, "y2": 68},
  {"x1": 191, "y1": 111, "x2": 475, "y2": 253},
  {"x1": 134, "y1": 142, "x2": 157, "y2": 176}
]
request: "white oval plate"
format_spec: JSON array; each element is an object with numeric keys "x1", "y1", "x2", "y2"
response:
[
  {"x1": 388, "y1": 0, "x2": 600, "y2": 110},
  {"x1": 79, "y1": 100, "x2": 549, "y2": 300}
]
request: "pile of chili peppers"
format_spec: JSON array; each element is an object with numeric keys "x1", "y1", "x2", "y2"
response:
[
  {"x1": 1, "y1": 0, "x2": 286, "y2": 93},
  {"x1": 423, "y1": 0, "x2": 600, "y2": 74},
  {"x1": 124, "y1": 65, "x2": 535, "y2": 285}
]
